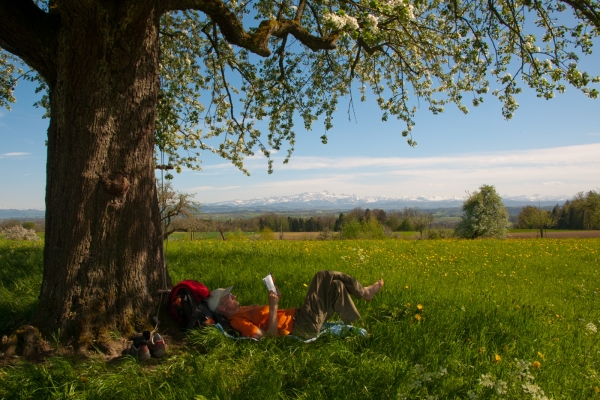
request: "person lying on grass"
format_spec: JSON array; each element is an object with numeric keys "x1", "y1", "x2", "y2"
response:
[{"x1": 206, "y1": 270, "x2": 384, "y2": 340}]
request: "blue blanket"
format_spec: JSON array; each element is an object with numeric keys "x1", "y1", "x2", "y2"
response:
[{"x1": 214, "y1": 321, "x2": 367, "y2": 343}]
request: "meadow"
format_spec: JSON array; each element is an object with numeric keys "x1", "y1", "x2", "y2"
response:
[{"x1": 0, "y1": 237, "x2": 599, "y2": 399}]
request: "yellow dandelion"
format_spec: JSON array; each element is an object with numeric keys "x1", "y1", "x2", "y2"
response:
[
  {"x1": 538, "y1": 351, "x2": 545, "y2": 360},
  {"x1": 303, "y1": 283, "x2": 307, "y2": 287},
  {"x1": 493, "y1": 354, "x2": 501, "y2": 364},
  {"x1": 406, "y1": 303, "x2": 411, "y2": 307},
  {"x1": 404, "y1": 285, "x2": 409, "y2": 290},
  {"x1": 414, "y1": 314, "x2": 422, "y2": 321},
  {"x1": 532, "y1": 361, "x2": 541, "y2": 369}
]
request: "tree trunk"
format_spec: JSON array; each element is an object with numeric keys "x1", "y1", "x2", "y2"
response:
[{"x1": 30, "y1": 2, "x2": 168, "y2": 349}]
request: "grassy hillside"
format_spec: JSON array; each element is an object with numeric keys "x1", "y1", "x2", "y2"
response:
[{"x1": 1, "y1": 237, "x2": 599, "y2": 399}]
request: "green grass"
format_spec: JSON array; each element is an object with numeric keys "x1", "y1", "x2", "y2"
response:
[
  {"x1": 507, "y1": 229, "x2": 574, "y2": 233},
  {"x1": 1, "y1": 237, "x2": 599, "y2": 399}
]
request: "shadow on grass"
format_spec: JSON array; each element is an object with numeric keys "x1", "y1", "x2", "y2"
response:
[{"x1": 0, "y1": 241, "x2": 43, "y2": 336}]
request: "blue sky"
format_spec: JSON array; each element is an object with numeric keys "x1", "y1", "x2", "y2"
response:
[{"x1": 1, "y1": 59, "x2": 599, "y2": 209}]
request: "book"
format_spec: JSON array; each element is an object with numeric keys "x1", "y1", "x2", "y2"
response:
[{"x1": 262, "y1": 273, "x2": 278, "y2": 294}]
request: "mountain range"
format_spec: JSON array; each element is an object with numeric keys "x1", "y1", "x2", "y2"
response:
[
  {"x1": 1, "y1": 191, "x2": 569, "y2": 218},
  {"x1": 199, "y1": 191, "x2": 568, "y2": 213}
]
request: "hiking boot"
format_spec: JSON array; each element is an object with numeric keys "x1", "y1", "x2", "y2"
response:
[
  {"x1": 149, "y1": 332, "x2": 166, "y2": 358},
  {"x1": 129, "y1": 333, "x2": 151, "y2": 361},
  {"x1": 137, "y1": 343, "x2": 151, "y2": 361}
]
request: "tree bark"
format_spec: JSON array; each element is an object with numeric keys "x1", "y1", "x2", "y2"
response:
[{"x1": 26, "y1": 1, "x2": 168, "y2": 348}]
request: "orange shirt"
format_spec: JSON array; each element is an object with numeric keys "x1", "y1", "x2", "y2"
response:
[{"x1": 228, "y1": 305, "x2": 295, "y2": 338}]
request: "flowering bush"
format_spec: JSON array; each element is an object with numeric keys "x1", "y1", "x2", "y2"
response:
[{"x1": 1, "y1": 225, "x2": 40, "y2": 241}]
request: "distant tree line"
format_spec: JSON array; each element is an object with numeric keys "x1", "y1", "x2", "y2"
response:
[{"x1": 516, "y1": 190, "x2": 600, "y2": 233}]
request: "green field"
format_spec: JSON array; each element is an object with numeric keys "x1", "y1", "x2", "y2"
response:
[{"x1": 1, "y1": 237, "x2": 599, "y2": 399}]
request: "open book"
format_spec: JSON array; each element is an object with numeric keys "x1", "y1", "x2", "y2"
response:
[{"x1": 262, "y1": 273, "x2": 279, "y2": 295}]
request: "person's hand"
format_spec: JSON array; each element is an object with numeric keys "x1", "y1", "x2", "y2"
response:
[{"x1": 268, "y1": 290, "x2": 280, "y2": 308}]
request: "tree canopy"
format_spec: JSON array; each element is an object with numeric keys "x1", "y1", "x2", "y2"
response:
[{"x1": 2, "y1": 0, "x2": 599, "y2": 174}]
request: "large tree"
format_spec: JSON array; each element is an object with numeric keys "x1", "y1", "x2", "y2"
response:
[
  {"x1": 0, "y1": 0, "x2": 598, "y2": 347},
  {"x1": 455, "y1": 184, "x2": 509, "y2": 239}
]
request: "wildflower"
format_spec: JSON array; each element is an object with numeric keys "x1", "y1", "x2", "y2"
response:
[
  {"x1": 493, "y1": 354, "x2": 502, "y2": 364},
  {"x1": 414, "y1": 314, "x2": 422, "y2": 321},
  {"x1": 532, "y1": 361, "x2": 541, "y2": 369},
  {"x1": 537, "y1": 351, "x2": 545, "y2": 360},
  {"x1": 586, "y1": 322, "x2": 597, "y2": 333},
  {"x1": 478, "y1": 374, "x2": 495, "y2": 388},
  {"x1": 495, "y1": 380, "x2": 508, "y2": 395},
  {"x1": 417, "y1": 304, "x2": 423, "y2": 310},
  {"x1": 303, "y1": 283, "x2": 308, "y2": 287}
]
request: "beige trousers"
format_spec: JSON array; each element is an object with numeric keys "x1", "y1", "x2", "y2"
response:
[{"x1": 291, "y1": 270, "x2": 366, "y2": 338}]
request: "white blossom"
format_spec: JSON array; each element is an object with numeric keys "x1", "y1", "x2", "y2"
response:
[
  {"x1": 366, "y1": 14, "x2": 379, "y2": 30},
  {"x1": 478, "y1": 374, "x2": 495, "y2": 388},
  {"x1": 323, "y1": 13, "x2": 359, "y2": 31}
]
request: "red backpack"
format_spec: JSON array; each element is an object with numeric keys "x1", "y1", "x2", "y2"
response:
[{"x1": 167, "y1": 280, "x2": 212, "y2": 330}]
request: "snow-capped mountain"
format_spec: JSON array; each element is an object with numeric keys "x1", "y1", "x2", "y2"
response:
[
  {"x1": 0, "y1": 192, "x2": 570, "y2": 219},
  {"x1": 201, "y1": 191, "x2": 568, "y2": 213}
]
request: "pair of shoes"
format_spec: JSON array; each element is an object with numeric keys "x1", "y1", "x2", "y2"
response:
[
  {"x1": 129, "y1": 332, "x2": 151, "y2": 361},
  {"x1": 148, "y1": 332, "x2": 166, "y2": 358}
]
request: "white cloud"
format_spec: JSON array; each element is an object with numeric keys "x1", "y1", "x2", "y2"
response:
[
  {"x1": 0, "y1": 152, "x2": 31, "y2": 159},
  {"x1": 178, "y1": 143, "x2": 600, "y2": 202},
  {"x1": 273, "y1": 143, "x2": 600, "y2": 172},
  {"x1": 186, "y1": 185, "x2": 241, "y2": 192},
  {"x1": 543, "y1": 181, "x2": 565, "y2": 186},
  {"x1": 1, "y1": 152, "x2": 30, "y2": 157}
]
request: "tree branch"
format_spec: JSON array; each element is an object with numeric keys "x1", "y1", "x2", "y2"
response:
[
  {"x1": 558, "y1": 0, "x2": 600, "y2": 30},
  {"x1": 163, "y1": 0, "x2": 338, "y2": 56},
  {"x1": 0, "y1": 0, "x2": 58, "y2": 84}
]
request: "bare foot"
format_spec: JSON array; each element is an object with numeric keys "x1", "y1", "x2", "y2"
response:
[{"x1": 363, "y1": 279, "x2": 384, "y2": 302}]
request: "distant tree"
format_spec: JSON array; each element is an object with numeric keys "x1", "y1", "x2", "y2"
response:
[
  {"x1": 549, "y1": 190, "x2": 600, "y2": 230},
  {"x1": 258, "y1": 227, "x2": 275, "y2": 240},
  {"x1": 517, "y1": 206, "x2": 556, "y2": 238},
  {"x1": 371, "y1": 209, "x2": 387, "y2": 224},
  {"x1": 1, "y1": 225, "x2": 39, "y2": 241},
  {"x1": 346, "y1": 208, "x2": 366, "y2": 223},
  {"x1": 410, "y1": 211, "x2": 434, "y2": 239},
  {"x1": 455, "y1": 185, "x2": 509, "y2": 239},
  {"x1": 396, "y1": 218, "x2": 414, "y2": 232},
  {"x1": 0, "y1": 219, "x2": 21, "y2": 229},
  {"x1": 21, "y1": 221, "x2": 35, "y2": 230},
  {"x1": 574, "y1": 190, "x2": 600, "y2": 229},
  {"x1": 333, "y1": 213, "x2": 345, "y2": 232},
  {"x1": 158, "y1": 182, "x2": 200, "y2": 240},
  {"x1": 341, "y1": 218, "x2": 386, "y2": 240},
  {"x1": 516, "y1": 206, "x2": 539, "y2": 228}
]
